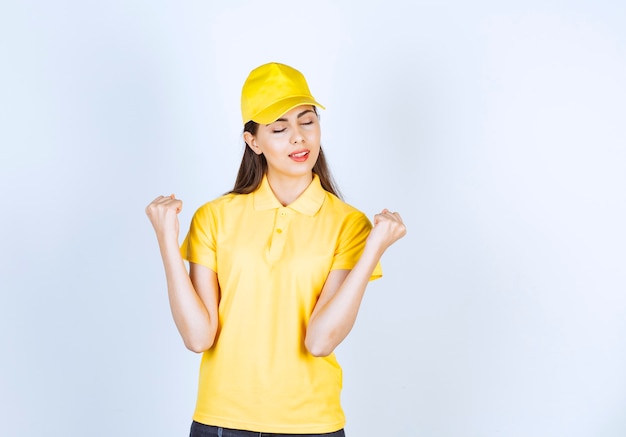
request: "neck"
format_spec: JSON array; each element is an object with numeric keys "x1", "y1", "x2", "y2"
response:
[{"x1": 265, "y1": 171, "x2": 313, "y2": 206}]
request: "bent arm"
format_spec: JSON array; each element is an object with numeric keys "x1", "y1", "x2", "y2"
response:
[
  {"x1": 305, "y1": 243, "x2": 383, "y2": 357},
  {"x1": 158, "y1": 237, "x2": 219, "y2": 353},
  {"x1": 146, "y1": 195, "x2": 219, "y2": 353},
  {"x1": 305, "y1": 209, "x2": 406, "y2": 357}
]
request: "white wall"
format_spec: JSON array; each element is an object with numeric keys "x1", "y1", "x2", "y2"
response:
[{"x1": 1, "y1": 1, "x2": 624, "y2": 436}]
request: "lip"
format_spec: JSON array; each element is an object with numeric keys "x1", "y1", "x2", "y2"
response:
[{"x1": 289, "y1": 149, "x2": 310, "y2": 162}]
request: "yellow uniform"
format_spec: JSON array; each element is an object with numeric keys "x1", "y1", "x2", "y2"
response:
[{"x1": 180, "y1": 174, "x2": 382, "y2": 434}]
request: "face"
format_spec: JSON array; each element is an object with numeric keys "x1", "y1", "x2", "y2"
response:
[{"x1": 244, "y1": 105, "x2": 321, "y2": 181}]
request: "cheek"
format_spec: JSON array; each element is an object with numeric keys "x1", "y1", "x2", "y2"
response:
[
  {"x1": 256, "y1": 138, "x2": 281, "y2": 156},
  {"x1": 307, "y1": 127, "x2": 321, "y2": 142},
  {"x1": 311, "y1": 146, "x2": 322, "y2": 162}
]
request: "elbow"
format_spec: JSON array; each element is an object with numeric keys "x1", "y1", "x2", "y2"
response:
[
  {"x1": 184, "y1": 339, "x2": 213, "y2": 353},
  {"x1": 183, "y1": 329, "x2": 217, "y2": 353},
  {"x1": 308, "y1": 347, "x2": 333, "y2": 358},
  {"x1": 304, "y1": 335, "x2": 335, "y2": 357}
]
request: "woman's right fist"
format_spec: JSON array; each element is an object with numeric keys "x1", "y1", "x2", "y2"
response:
[{"x1": 145, "y1": 194, "x2": 183, "y2": 241}]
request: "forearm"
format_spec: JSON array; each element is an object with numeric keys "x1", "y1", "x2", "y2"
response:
[
  {"x1": 305, "y1": 243, "x2": 384, "y2": 357},
  {"x1": 158, "y1": 237, "x2": 217, "y2": 352}
]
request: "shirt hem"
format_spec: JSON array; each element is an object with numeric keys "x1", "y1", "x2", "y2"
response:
[{"x1": 191, "y1": 412, "x2": 345, "y2": 434}]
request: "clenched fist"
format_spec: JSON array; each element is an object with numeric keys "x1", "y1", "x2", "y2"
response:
[
  {"x1": 145, "y1": 194, "x2": 183, "y2": 242},
  {"x1": 366, "y1": 209, "x2": 407, "y2": 252}
]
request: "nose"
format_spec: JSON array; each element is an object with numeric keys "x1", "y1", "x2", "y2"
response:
[{"x1": 290, "y1": 127, "x2": 304, "y2": 144}]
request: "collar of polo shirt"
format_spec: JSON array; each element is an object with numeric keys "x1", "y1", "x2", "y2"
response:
[{"x1": 253, "y1": 174, "x2": 326, "y2": 215}]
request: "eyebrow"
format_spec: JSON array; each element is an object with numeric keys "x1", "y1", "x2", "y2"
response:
[{"x1": 269, "y1": 109, "x2": 315, "y2": 124}]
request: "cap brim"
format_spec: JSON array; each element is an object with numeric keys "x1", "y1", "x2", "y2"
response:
[{"x1": 251, "y1": 96, "x2": 325, "y2": 124}]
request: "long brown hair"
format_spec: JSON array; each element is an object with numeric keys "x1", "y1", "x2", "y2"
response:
[{"x1": 229, "y1": 117, "x2": 342, "y2": 199}]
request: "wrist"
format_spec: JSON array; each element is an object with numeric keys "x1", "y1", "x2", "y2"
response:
[
  {"x1": 366, "y1": 233, "x2": 390, "y2": 254},
  {"x1": 156, "y1": 231, "x2": 180, "y2": 250},
  {"x1": 362, "y1": 239, "x2": 386, "y2": 262}
]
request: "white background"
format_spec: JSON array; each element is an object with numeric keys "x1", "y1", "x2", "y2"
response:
[{"x1": 1, "y1": 1, "x2": 625, "y2": 436}]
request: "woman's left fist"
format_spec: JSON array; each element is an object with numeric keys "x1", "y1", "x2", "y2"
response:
[{"x1": 367, "y1": 209, "x2": 407, "y2": 250}]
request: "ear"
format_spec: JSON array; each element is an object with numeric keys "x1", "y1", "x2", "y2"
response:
[{"x1": 243, "y1": 131, "x2": 263, "y2": 155}]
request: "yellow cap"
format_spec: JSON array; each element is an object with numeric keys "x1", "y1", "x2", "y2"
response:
[{"x1": 241, "y1": 62, "x2": 325, "y2": 124}]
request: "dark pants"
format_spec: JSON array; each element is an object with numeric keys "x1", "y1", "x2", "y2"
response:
[{"x1": 189, "y1": 421, "x2": 346, "y2": 437}]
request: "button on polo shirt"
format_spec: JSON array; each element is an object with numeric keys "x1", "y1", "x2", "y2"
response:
[{"x1": 180, "y1": 174, "x2": 382, "y2": 434}]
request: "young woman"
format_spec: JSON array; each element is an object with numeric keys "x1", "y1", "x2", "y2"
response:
[{"x1": 146, "y1": 62, "x2": 406, "y2": 436}]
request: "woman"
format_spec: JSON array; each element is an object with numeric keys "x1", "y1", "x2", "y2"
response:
[{"x1": 146, "y1": 62, "x2": 406, "y2": 436}]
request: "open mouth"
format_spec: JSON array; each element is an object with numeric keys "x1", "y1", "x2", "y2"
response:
[{"x1": 289, "y1": 150, "x2": 310, "y2": 161}]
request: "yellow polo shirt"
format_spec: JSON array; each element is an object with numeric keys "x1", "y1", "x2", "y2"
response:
[{"x1": 180, "y1": 174, "x2": 382, "y2": 434}]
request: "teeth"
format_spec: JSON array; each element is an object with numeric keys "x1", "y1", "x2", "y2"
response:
[{"x1": 291, "y1": 151, "x2": 308, "y2": 158}]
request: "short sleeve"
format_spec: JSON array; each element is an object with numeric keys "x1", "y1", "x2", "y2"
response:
[
  {"x1": 331, "y1": 212, "x2": 382, "y2": 281},
  {"x1": 180, "y1": 203, "x2": 217, "y2": 272}
]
